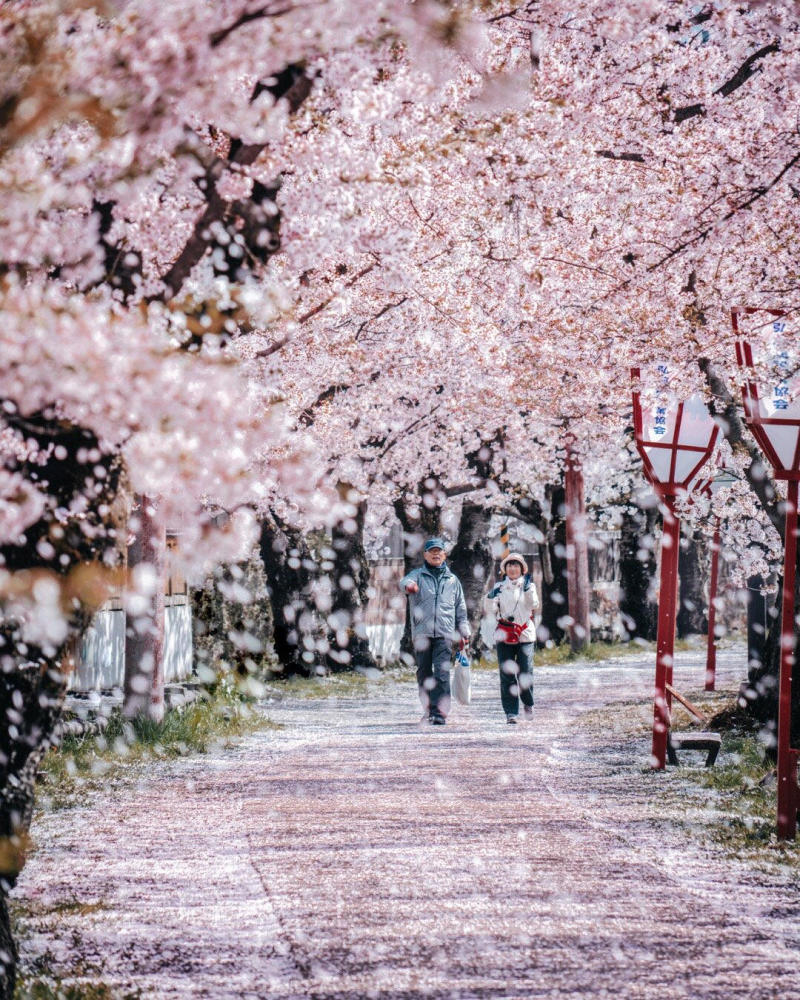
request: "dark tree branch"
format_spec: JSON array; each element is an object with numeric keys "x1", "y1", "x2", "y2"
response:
[
  {"x1": 485, "y1": 6, "x2": 522, "y2": 23},
  {"x1": 93, "y1": 200, "x2": 142, "y2": 298},
  {"x1": 699, "y1": 357, "x2": 782, "y2": 534},
  {"x1": 649, "y1": 151, "x2": 800, "y2": 271},
  {"x1": 210, "y1": 3, "x2": 296, "y2": 47},
  {"x1": 298, "y1": 383, "x2": 351, "y2": 427},
  {"x1": 595, "y1": 150, "x2": 645, "y2": 163},
  {"x1": 541, "y1": 255, "x2": 616, "y2": 277},
  {"x1": 673, "y1": 42, "x2": 780, "y2": 124},
  {"x1": 158, "y1": 165, "x2": 228, "y2": 299},
  {"x1": 91, "y1": 64, "x2": 312, "y2": 309},
  {"x1": 252, "y1": 333, "x2": 292, "y2": 359},
  {"x1": 444, "y1": 480, "x2": 488, "y2": 498},
  {"x1": 296, "y1": 261, "x2": 378, "y2": 325},
  {"x1": 298, "y1": 371, "x2": 382, "y2": 427},
  {"x1": 354, "y1": 296, "x2": 408, "y2": 341},
  {"x1": 375, "y1": 404, "x2": 442, "y2": 462}
]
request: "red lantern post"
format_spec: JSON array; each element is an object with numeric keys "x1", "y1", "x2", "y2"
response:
[
  {"x1": 734, "y1": 308, "x2": 800, "y2": 840},
  {"x1": 632, "y1": 368, "x2": 720, "y2": 769}
]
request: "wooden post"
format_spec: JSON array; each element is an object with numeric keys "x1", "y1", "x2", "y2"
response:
[{"x1": 124, "y1": 494, "x2": 166, "y2": 721}]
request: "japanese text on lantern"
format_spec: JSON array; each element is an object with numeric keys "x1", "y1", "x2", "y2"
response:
[
  {"x1": 651, "y1": 365, "x2": 669, "y2": 437},
  {"x1": 773, "y1": 321, "x2": 789, "y2": 412}
]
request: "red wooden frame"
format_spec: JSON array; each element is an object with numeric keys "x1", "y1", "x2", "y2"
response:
[
  {"x1": 733, "y1": 307, "x2": 800, "y2": 839},
  {"x1": 733, "y1": 311, "x2": 800, "y2": 482},
  {"x1": 631, "y1": 368, "x2": 719, "y2": 768}
]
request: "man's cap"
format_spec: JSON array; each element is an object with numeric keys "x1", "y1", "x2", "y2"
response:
[{"x1": 424, "y1": 537, "x2": 447, "y2": 552}]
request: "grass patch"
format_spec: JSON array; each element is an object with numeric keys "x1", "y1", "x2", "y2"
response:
[
  {"x1": 531, "y1": 633, "x2": 711, "y2": 667},
  {"x1": 535, "y1": 638, "x2": 655, "y2": 666},
  {"x1": 14, "y1": 955, "x2": 140, "y2": 1000},
  {"x1": 37, "y1": 678, "x2": 276, "y2": 810},
  {"x1": 12, "y1": 896, "x2": 138, "y2": 999},
  {"x1": 264, "y1": 663, "x2": 415, "y2": 700},
  {"x1": 669, "y1": 732, "x2": 800, "y2": 865},
  {"x1": 15, "y1": 979, "x2": 128, "y2": 1000},
  {"x1": 444, "y1": 639, "x2": 655, "y2": 673},
  {"x1": 576, "y1": 698, "x2": 655, "y2": 740},
  {"x1": 576, "y1": 692, "x2": 800, "y2": 869}
]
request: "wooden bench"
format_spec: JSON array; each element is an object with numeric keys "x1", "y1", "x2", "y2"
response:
[
  {"x1": 667, "y1": 730, "x2": 722, "y2": 767},
  {"x1": 665, "y1": 683, "x2": 721, "y2": 767}
]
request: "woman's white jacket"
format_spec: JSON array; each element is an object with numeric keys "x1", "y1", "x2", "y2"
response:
[{"x1": 485, "y1": 574, "x2": 540, "y2": 644}]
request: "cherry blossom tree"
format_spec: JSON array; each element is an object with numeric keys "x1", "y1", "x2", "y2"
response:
[
  {"x1": 4, "y1": 0, "x2": 800, "y2": 989},
  {"x1": 260, "y1": 0, "x2": 800, "y2": 712},
  {"x1": 0, "y1": 2, "x2": 501, "y2": 990}
]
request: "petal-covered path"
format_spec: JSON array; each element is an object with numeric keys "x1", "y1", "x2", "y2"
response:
[{"x1": 13, "y1": 647, "x2": 800, "y2": 999}]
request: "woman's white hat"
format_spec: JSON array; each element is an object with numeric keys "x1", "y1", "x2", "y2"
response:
[{"x1": 500, "y1": 552, "x2": 528, "y2": 574}]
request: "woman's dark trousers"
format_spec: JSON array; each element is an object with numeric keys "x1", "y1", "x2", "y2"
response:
[
  {"x1": 497, "y1": 641, "x2": 534, "y2": 716},
  {"x1": 415, "y1": 636, "x2": 452, "y2": 720}
]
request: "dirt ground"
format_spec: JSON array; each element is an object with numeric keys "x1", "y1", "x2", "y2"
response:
[{"x1": 12, "y1": 645, "x2": 800, "y2": 999}]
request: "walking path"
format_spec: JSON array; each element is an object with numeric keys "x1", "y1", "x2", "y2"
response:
[{"x1": 13, "y1": 646, "x2": 800, "y2": 999}]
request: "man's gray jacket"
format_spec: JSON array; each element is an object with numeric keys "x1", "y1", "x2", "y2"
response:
[{"x1": 400, "y1": 564, "x2": 470, "y2": 641}]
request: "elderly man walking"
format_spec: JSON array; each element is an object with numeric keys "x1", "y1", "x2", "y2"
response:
[{"x1": 400, "y1": 538, "x2": 470, "y2": 726}]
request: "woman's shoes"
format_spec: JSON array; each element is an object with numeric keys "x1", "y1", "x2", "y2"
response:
[{"x1": 507, "y1": 707, "x2": 532, "y2": 724}]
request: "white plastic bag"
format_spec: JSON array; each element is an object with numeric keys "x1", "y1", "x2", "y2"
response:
[{"x1": 452, "y1": 650, "x2": 472, "y2": 706}]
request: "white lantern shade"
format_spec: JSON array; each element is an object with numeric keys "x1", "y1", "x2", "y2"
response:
[
  {"x1": 736, "y1": 322, "x2": 800, "y2": 478},
  {"x1": 637, "y1": 392, "x2": 718, "y2": 490}
]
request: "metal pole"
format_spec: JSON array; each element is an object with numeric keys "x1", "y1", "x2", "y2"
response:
[
  {"x1": 653, "y1": 499, "x2": 681, "y2": 769},
  {"x1": 705, "y1": 523, "x2": 721, "y2": 692},
  {"x1": 777, "y1": 479, "x2": 798, "y2": 840}
]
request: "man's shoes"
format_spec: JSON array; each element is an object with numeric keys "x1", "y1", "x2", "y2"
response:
[
  {"x1": 430, "y1": 714, "x2": 446, "y2": 726},
  {"x1": 506, "y1": 714, "x2": 518, "y2": 725},
  {"x1": 523, "y1": 705, "x2": 534, "y2": 719}
]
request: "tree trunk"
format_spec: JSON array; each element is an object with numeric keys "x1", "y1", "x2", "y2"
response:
[
  {"x1": 618, "y1": 503, "x2": 659, "y2": 641},
  {"x1": 191, "y1": 554, "x2": 275, "y2": 682},
  {"x1": 564, "y1": 450, "x2": 591, "y2": 652},
  {"x1": 741, "y1": 550, "x2": 800, "y2": 753},
  {"x1": 0, "y1": 891, "x2": 16, "y2": 1000},
  {"x1": 0, "y1": 414, "x2": 123, "y2": 997},
  {"x1": 327, "y1": 494, "x2": 378, "y2": 672},
  {"x1": 393, "y1": 485, "x2": 444, "y2": 657},
  {"x1": 191, "y1": 572, "x2": 228, "y2": 682},
  {"x1": 745, "y1": 574, "x2": 772, "y2": 672},
  {"x1": 539, "y1": 484, "x2": 568, "y2": 646},
  {"x1": 259, "y1": 515, "x2": 320, "y2": 676},
  {"x1": 0, "y1": 658, "x2": 66, "y2": 1000},
  {"x1": 677, "y1": 528, "x2": 708, "y2": 638},
  {"x1": 123, "y1": 494, "x2": 166, "y2": 720},
  {"x1": 700, "y1": 357, "x2": 789, "y2": 727},
  {"x1": 448, "y1": 501, "x2": 494, "y2": 655}
]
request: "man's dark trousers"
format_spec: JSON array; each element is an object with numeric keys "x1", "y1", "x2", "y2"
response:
[{"x1": 415, "y1": 636, "x2": 452, "y2": 720}]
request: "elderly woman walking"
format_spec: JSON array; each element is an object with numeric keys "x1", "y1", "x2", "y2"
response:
[{"x1": 485, "y1": 553, "x2": 540, "y2": 724}]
